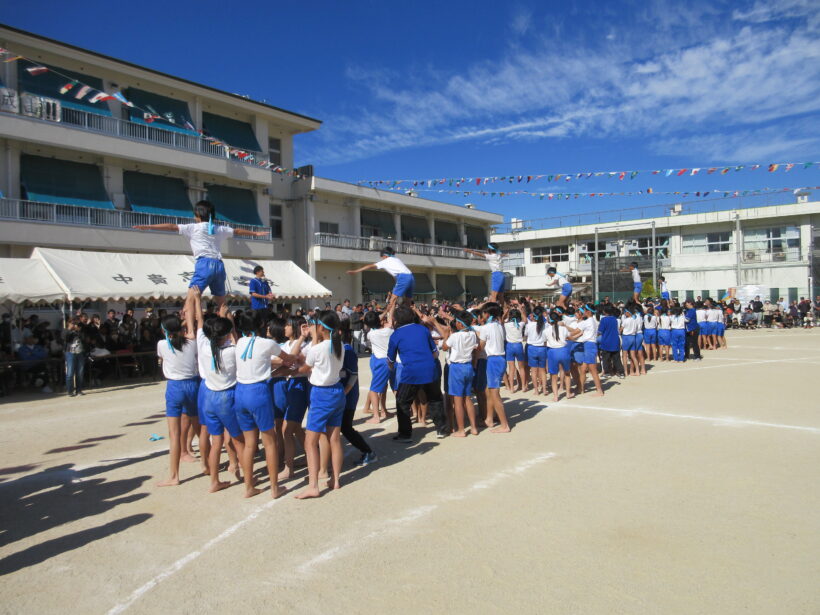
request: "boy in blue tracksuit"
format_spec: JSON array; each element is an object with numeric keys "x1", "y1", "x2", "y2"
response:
[
  {"x1": 598, "y1": 306, "x2": 625, "y2": 377},
  {"x1": 684, "y1": 299, "x2": 702, "y2": 361}
]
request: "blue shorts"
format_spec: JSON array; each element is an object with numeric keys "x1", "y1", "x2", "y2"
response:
[
  {"x1": 234, "y1": 381, "x2": 274, "y2": 432},
  {"x1": 644, "y1": 328, "x2": 658, "y2": 344},
  {"x1": 448, "y1": 362, "x2": 474, "y2": 397},
  {"x1": 392, "y1": 273, "x2": 414, "y2": 298},
  {"x1": 700, "y1": 322, "x2": 712, "y2": 335},
  {"x1": 661, "y1": 291, "x2": 670, "y2": 300},
  {"x1": 486, "y1": 356, "x2": 506, "y2": 389},
  {"x1": 505, "y1": 341, "x2": 525, "y2": 362},
  {"x1": 636, "y1": 333, "x2": 644, "y2": 348},
  {"x1": 527, "y1": 345, "x2": 546, "y2": 369},
  {"x1": 197, "y1": 379, "x2": 207, "y2": 423},
  {"x1": 284, "y1": 377, "x2": 309, "y2": 423},
  {"x1": 633, "y1": 282, "x2": 643, "y2": 295},
  {"x1": 369, "y1": 356, "x2": 390, "y2": 393},
  {"x1": 547, "y1": 346, "x2": 571, "y2": 375},
  {"x1": 491, "y1": 271, "x2": 506, "y2": 293},
  {"x1": 271, "y1": 377, "x2": 288, "y2": 420},
  {"x1": 716, "y1": 323, "x2": 725, "y2": 336},
  {"x1": 472, "y1": 358, "x2": 487, "y2": 392},
  {"x1": 658, "y1": 329, "x2": 671, "y2": 346},
  {"x1": 621, "y1": 335, "x2": 637, "y2": 351},
  {"x1": 561, "y1": 282, "x2": 573, "y2": 297},
  {"x1": 165, "y1": 377, "x2": 199, "y2": 418},
  {"x1": 190, "y1": 257, "x2": 226, "y2": 297},
  {"x1": 572, "y1": 341, "x2": 598, "y2": 365},
  {"x1": 202, "y1": 386, "x2": 241, "y2": 438},
  {"x1": 306, "y1": 383, "x2": 345, "y2": 433}
]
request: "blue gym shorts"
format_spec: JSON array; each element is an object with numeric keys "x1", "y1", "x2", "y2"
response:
[
  {"x1": 661, "y1": 291, "x2": 670, "y2": 300},
  {"x1": 561, "y1": 282, "x2": 573, "y2": 297},
  {"x1": 491, "y1": 271, "x2": 505, "y2": 293},
  {"x1": 527, "y1": 345, "x2": 547, "y2": 369},
  {"x1": 190, "y1": 257, "x2": 226, "y2": 297},
  {"x1": 485, "y1": 355, "x2": 506, "y2": 389},
  {"x1": 202, "y1": 386, "x2": 241, "y2": 438},
  {"x1": 234, "y1": 381, "x2": 274, "y2": 432},
  {"x1": 472, "y1": 358, "x2": 487, "y2": 392},
  {"x1": 572, "y1": 341, "x2": 598, "y2": 365},
  {"x1": 644, "y1": 329, "x2": 658, "y2": 344},
  {"x1": 165, "y1": 377, "x2": 199, "y2": 418},
  {"x1": 369, "y1": 356, "x2": 390, "y2": 393},
  {"x1": 270, "y1": 377, "x2": 288, "y2": 420},
  {"x1": 658, "y1": 330, "x2": 671, "y2": 346},
  {"x1": 306, "y1": 382, "x2": 345, "y2": 433},
  {"x1": 392, "y1": 273, "x2": 414, "y2": 298},
  {"x1": 505, "y1": 341, "x2": 525, "y2": 362},
  {"x1": 621, "y1": 335, "x2": 637, "y2": 351},
  {"x1": 547, "y1": 346, "x2": 571, "y2": 375},
  {"x1": 633, "y1": 282, "x2": 643, "y2": 295},
  {"x1": 448, "y1": 362, "x2": 474, "y2": 397},
  {"x1": 284, "y1": 377, "x2": 309, "y2": 423}
]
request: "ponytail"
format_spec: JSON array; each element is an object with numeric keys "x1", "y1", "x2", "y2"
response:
[
  {"x1": 317, "y1": 310, "x2": 343, "y2": 359},
  {"x1": 534, "y1": 307, "x2": 546, "y2": 334},
  {"x1": 203, "y1": 316, "x2": 233, "y2": 373},
  {"x1": 161, "y1": 315, "x2": 185, "y2": 353}
]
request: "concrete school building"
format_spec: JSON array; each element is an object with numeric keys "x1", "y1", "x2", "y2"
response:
[
  {"x1": 490, "y1": 198, "x2": 820, "y2": 303},
  {"x1": 0, "y1": 25, "x2": 501, "y2": 309}
]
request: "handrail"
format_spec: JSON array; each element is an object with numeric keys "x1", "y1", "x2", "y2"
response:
[{"x1": 313, "y1": 232, "x2": 483, "y2": 260}]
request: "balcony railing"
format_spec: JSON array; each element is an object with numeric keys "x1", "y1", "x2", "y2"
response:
[
  {"x1": 314, "y1": 232, "x2": 483, "y2": 260},
  {"x1": 741, "y1": 249, "x2": 801, "y2": 263},
  {"x1": 0, "y1": 198, "x2": 271, "y2": 241},
  {"x1": 4, "y1": 93, "x2": 268, "y2": 169}
]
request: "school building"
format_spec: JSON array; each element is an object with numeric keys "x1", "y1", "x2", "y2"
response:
[
  {"x1": 0, "y1": 25, "x2": 501, "y2": 309},
  {"x1": 490, "y1": 198, "x2": 820, "y2": 303}
]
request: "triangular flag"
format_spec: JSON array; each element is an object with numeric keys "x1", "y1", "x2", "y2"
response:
[
  {"x1": 647, "y1": 187, "x2": 653, "y2": 194},
  {"x1": 690, "y1": 168, "x2": 700, "y2": 176},
  {"x1": 60, "y1": 80, "x2": 78, "y2": 95},
  {"x1": 618, "y1": 172, "x2": 626, "y2": 180},
  {"x1": 785, "y1": 163, "x2": 794, "y2": 171},
  {"x1": 75, "y1": 85, "x2": 91, "y2": 100},
  {"x1": 630, "y1": 171, "x2": 638, "y2": 179},
  {"x1": 677, "y1": 169, "x2": 688, "y2": 176},
  {"x1": 26, "y1": 65, "x2": 48, "y2": 75},
  {"x1": 112, "y1": 91, "x2": 134, "y2": 107},
  {"x1": 707, "y1": 167, "x2": 716, "y2": 174},
  {"x1": 89, "y1": 91, "x2": 114, "y2": 104},
  {"x1": 750, "y1": 164, "x2": 760, "y2": 170},
  {"x1": 721, "y1": 167, "x2": 730, "y2": 174},
  {"x1": 665, "y1": 169, "x2": 673, "y2": 177},
  {"x1": 768, "y1": 163, "x2": 779, "y2": 172}
]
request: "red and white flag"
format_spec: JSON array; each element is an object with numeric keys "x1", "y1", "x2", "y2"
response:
[
  {"x1": 74, "y1": 85, "x2": 92, "y2": 100},
  {"x1": 26, "y1": 65, "x2": 48, "y2": 75}
]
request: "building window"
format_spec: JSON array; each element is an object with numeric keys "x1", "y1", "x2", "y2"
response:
[
  {"x1": 626, "y1": 236, "x2": 671, "y2": 259},
  {"x1": 503, "y1": 249, "x2": 524, "y2": 272},
  {"x1": 269, "y1": 203, "x2": 283, "y2": 239},
  {"x1": 744, "y1": 226, "x2": 800, "y2": 259},
  {"x1": 531, "y1": 245, "x2": 569, "y2": 264},
  {"x1": 268, "y1": 138, "x2": 282, "y2": 167},
  {"x1": 682, "y1": 232, "x2": 731, "y2": 253},
  {"x1": 578, "y1": 240, "x2": 616, "y2": 263},
  {"x1": 319, "y1": 221, "x2": 339, "y2": 235}
]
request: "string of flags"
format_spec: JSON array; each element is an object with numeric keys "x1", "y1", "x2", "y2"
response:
[
  {"x1": 359, "y1": 162, "x2": 819, "y2": 189},
  {"x1": 0, "y1": 47, "x2": 308, "y2": 179},
  {"x1": 376, "y1": 185, "x2": 818, "y2": 200}
]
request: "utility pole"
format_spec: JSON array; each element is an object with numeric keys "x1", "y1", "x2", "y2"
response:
[
  {"x1": 593, "y1": 227, "x2": 599, "y2": 302},
  {"x1": 735, "y1": 213, "x2": 742, "y2": 287},
  {"x1": 651, "y1": 220, "x2": 657, "y2": 293}
]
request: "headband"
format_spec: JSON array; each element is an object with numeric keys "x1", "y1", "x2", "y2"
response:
[
  {"x1": 208, "y1": 214, "x2": 214, "y2": 236},
  {"x1": 316, "y1": 319, "x2": 336, "y2": 353},
  {"x1": 161, "y1": 324, "x2": 175, "y2": 354},
  {"x1": 455, "y1": 318, "x2": 473, "y2": 331},
  {"x1": 240, "y1": 331, "x2": 257, "y2": 361}
]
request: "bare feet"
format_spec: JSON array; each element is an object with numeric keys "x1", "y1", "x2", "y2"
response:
[
  {"x1": 277, "y1": 467, "x2": 294, "y2": 481},
  {"x1": 326, "y1": 479, "x2": 341, "y2": 490},
  {"x1": 470, "y1": 428, "x2": 479, "y2": 436},
  {"x1": 294, "y1": 486, "x2": 321, "y2": 499},
  {"x1": 181, "y1": 453, "x2": 197, "y2": 463},
  {"x1": 157, "y1": 477, "x2": 180, "y2": 487},
  {"x1": 365, "y1": 416, "x2": 381, "y2": 424},
  {"x1": 491, "y1": 425, "x2": 511, "y2": 433},
  {"x1": 201, "y1": 465, "x2": 210, "y2": 476},
  {"x1": 228, "y1": 465, "x2": 241, "y2": 482},
  {"x1": 271, "y1": 484, "x2": 288, "y2": 499},
  {"x1": 553, "y1": 394, "x2": 559, "y2": 402},
  {"x1": 452, "y1": 430, "x2": 467, "y2": 438},
  {"x1": 244, "y1": 487, "x2": 264, "y2": 498},
  {"x1": 592, "y1": 391, "x2": 605, "y2": 397},
  {"x1": 209, "y1": 480, "x2": 231, "y2": 493},
  {"x1": 318, "y1": 470, "x2": 329, "y2": 480},
  {"x1": 567, "y1": 393, "x2": 575, "y2": 399}
]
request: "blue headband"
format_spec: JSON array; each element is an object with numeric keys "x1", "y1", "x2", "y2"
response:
[
  {"x1": 208, "y1": 214, "x2": 214, "y2": 235},
  {"x1": 455, "y1": 318, "x2": 473, "y2": 331},
  {"x1": 161, "y1": 324, "x2": 175, "y2": 354},
  {"x1": 512, "y1": 317, "x2": 519, "y2": 329},
  {"x1": 240, "y1": 332, "x2": 256, "y2": 361},
  {"x1": 316, "y1": 320, "x2": 336, "y2": 353}
]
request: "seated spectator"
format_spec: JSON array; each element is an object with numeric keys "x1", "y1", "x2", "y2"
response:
[
  {"x1": 740, "y1": 309, "x2": 756, "y2": 329},
  {"x1": 17, "y1": 335, "x2": 52, "y2": 393}
]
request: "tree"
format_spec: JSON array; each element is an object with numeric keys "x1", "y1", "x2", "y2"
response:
[{"x1": 640, "y1": 279, "x2": 656, "y2": 299}]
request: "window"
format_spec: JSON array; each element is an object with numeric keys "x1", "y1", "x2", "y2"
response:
[
  {"x1": 269, "y1": 203, "x2": 283, "y2": 239},
  {"x1": 319, "y1": 221, "x2": 339, "y2": 235},
  {"x1": 578, "y1": 240, "x2": 616, "y2": 263},
  {"x1": 682, "y1": 232, "x2": 731, "y2": 253},
  {"x1": 744, "y1": 226, "x2": 800, "y2": 259},
  {"x1": 531, "y1": 245, "x2": 569, "y2": 263},
  {"x1": 268, "y1": 138, "x2": 281, "y2": 167},
  {"x1": 503, "y1": 249, "x2": 524, "y2": 272},
  {"x1": 626, "y1": 236, "x2": 671, "y2": 259}
]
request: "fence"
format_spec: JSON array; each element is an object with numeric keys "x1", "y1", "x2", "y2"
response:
[{"x1": 314, "y1": 232, "x2": 482, "y2": 260}]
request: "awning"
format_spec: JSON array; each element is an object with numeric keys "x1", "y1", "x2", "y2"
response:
[
  {"x1": 0, "y1": 258, "x2": 65, "y2": 304},
  {"x1": 202, "y1": 111, "x2": 261, "y2": 152},
  {"x1": 401, "y1": 214, "x2": 430, "y2": 242},
  {"x1": 465, "y1": 275, "x2": 488, "y2": 297},
  {"x1": 360, "y1": 208, "x2": 396, "y2": 237},
  {"x1": 362, "y1": 270, "x2": 394, "y2": 295},
  {"x1": 414, "y1": 273, "x2": 435, "y2": 294},
  {"x1": 465, "y1": 225, "x2": 487, "y2": 250},
  {"x1": 124, "y1": 87, "x2": 197, "y2": 135},
  {"x1": 21, "y1": 154, "x2": 113, "y2": 209},
  {"x1": 205, "y1": 184, "x2": 263, "y2": 226},
  {"x1": 124, "y1": 171, "x2": 192, "y2": 217},
  {"x1": 18, "y1": 62, "x2": 112, "y2": 116},
  {"x1": 434, "y1": 220, "x2": 461, "y2": 245},
  {"x1": 30, "y1": 248, "x2": 330, "y2": 302},
  {"x1": 436, "y1": 274, "x2": 464, "y2": 299}
]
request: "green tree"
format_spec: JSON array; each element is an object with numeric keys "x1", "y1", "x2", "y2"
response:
[{"x1": 640, "y1": 279, "x2": 656, "y2": 299}]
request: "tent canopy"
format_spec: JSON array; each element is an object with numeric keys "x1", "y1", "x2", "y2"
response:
[
  {"x1": 0, "y1": 258, "x2": 65, "y2": 304},
  {"x1": 28, "y1": 248, "x2": 329, "y2": 302}
]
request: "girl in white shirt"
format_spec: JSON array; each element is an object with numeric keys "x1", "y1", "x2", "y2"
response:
[
  {"x1": 346, "y1": 246, "x2": 414, "y2": 315},
  {"x1": 525, "y1": 307, "x2": 548, "y2": 395},
  {"x1": 568, "y1": 305, "x2": 605, "y2": 396},
  {"x1": 274, "y1": 316, "x2": 311, "y2": 481},
  {"x1": 545, "y1": 310, "x2": 573, "y2": 402},
  {"x1": 440, "y1": 310, "x2": 480, "y2": 437},
  {"x1": 478, "y1": 304, "x2": 510, "y2": 433},
  {"x1": 670, "y1": 307, "x2": 687, "y2": 362},
  {"x1": 464, "y1": 243, "x2": 507, "y2": 304},
  {"x1": 696, "y1": 303, "x2": 708, "y2": 350},
  {"x1": 658, "y1": 308, "x2": 672, "y2": 362},
  {"x1": 504, "y1": 308, "x2": 527, "y2": 393},
  {"x1": 294, "y1": 310, "x2": 345, "y2": 499},
  {"x1": 705, "y1": 304, "x2": 721, "y2": 350},
  {"x1": 156, "y1": 315, "x2": 199, "y2": 487},
  {"x1": 643, "y1": 311, "x2": 659, "y2": 361},
  {"x1": 363, "y1": 310, "x2": 393, "y2": 424}
]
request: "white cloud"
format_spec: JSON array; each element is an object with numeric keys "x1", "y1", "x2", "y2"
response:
[{"x1": 510, "y1": 7, "x2": 533, "y2": 36}]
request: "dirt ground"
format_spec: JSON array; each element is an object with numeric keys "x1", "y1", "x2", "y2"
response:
[{"x1": 0, "y1": 329, "x2": 818, "y2": 615}]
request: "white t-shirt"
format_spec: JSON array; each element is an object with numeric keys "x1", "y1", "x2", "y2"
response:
[
  {"x1": 485, "y1": 253, "x2": 503, "y2": 272},
  {"x1": 545, "y1": 323, "x2": 568, "y2": 348},
  {"x1": 197, "y1": 329, "x2": 237, "y2": 391},
  {"x1": 446, "y1": 329, "x2": 477, "y2": 363},
  {"x1": 282, "y1": 339, "x2": 309, "y2": 378},
  {"x1": 305, "y1": 340, "x2": 343, "y2": 387},
  {"x1": 660, "y1": 280, "x2": 669, "y2": 294},
  {"x1": 478, "y1": 321, "x2": 505, "y2": 356},
  {"x1": 562, "y1": 314, "x2": 577, "y2": 328},
  {"x1": 235, "y1": 336, "x2": 282, "y2": 384},
  {"x1": 696, "y1": 309, "x2": 707, "y2": 323},
  {"x1": 525, "y1": 321, "x2": 547, "y2": 346},
  {"x1": 576, "y1": 317, "x2": 597, "y2": 343},
  {"x1": 644, "y1": 314, "x2": 658, "y2": 329},
  {"x1": 504, "y1": 320, "x2": 524, "y2": 344},
  {"x1": 631, "y1": 268, "x2": 641, "y2": 283},
  {"x1": 621, "y1": 315, "x2": 639, "y2": 335},
  {"x1": 707, "y1": 308, "x2": 721, "y2": 323},
  {"x1": 368, "y1": 327, "x2": 393, "y2": 359},
  {"x1": 671, "y1": 314, "x2": 686, "y2": 329},
  {"x1": 659, "y1": 315, "x2": 672, "y2": 330},
  {"x1": 157, "y1": 339, "x2": 198, "y2": 380},
  {"x1": 546, "y1": 273, "x2": 568, "y2": 288},
  {"x1": 178, "y1": 222, "x2": 234, "y2": 260},
  {"x1": 375, "y1": 256, "x2": 411, "y2": 278}
]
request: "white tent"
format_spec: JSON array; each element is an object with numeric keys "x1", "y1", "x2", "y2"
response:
[
  {"x1": 0, "y1": 257, "x2": 66, "y2": 304},
  {"x1": 29, "y1": 248, "x2": 330, "y2": 302}
]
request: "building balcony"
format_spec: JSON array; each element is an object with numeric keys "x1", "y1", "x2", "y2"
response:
[{"x1": 0, "y1": 197, "x2": 271, "y2": 240}]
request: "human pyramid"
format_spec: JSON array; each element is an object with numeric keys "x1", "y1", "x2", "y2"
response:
[{"x1": 136, "y1": 200, "x2": 729, "y2": 500}]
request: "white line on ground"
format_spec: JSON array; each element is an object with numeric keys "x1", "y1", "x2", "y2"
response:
[
  {"x1": 646, "y1": 356, "x2": 815, "y2": 375},
  {"x1": 561, "y1": 403, "x2": 820, "y2": 434},
  {"x1": 293, "y1": 452, "x2": 556, "y2": 577}
]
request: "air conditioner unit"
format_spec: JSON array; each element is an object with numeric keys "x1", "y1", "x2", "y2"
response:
[
  {"x1": 744, "y1": 251, "x2": 757, "y2": 261},
  {"x1": 772, "y1": 252, "x2": 786, "y2": 262},
  {"x1": 42, "y1": 98, "x2": 61, "y2": 122}
]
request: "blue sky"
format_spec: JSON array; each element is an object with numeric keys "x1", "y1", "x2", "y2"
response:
[{"x1": 3, "y1": 0, "x2": 820, "y2": 222}]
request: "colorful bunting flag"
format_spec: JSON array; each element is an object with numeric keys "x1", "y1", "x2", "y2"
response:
[
  {"x1": 112, "y1": 91, "x2": 134, "y2": 107},
  {"x1": 768, "y1": 164, "x2": 779, "y2": 172},
  {"x1": 59, "y1": 80, "x2": 78, "y2": 95},
  {"x1": 74, "y1": 85, "x2": 91, "y2": 100},
  {"x1": 25, "y1": 66, "x2": 48, "y2": 75}
]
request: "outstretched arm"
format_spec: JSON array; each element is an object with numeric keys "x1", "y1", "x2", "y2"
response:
[
  {"x1": 234, "y1": 228, "x2": 268, "y2": 237},
  {"x1": 464, "y1": 248, "x2": 485, "y2": 258},
  {"x1": 133, "y1": 223, "x2": 179, "y2": 232},
  {"x1": 346, "y1": 263, "x2": 378, "y2": 275}
]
